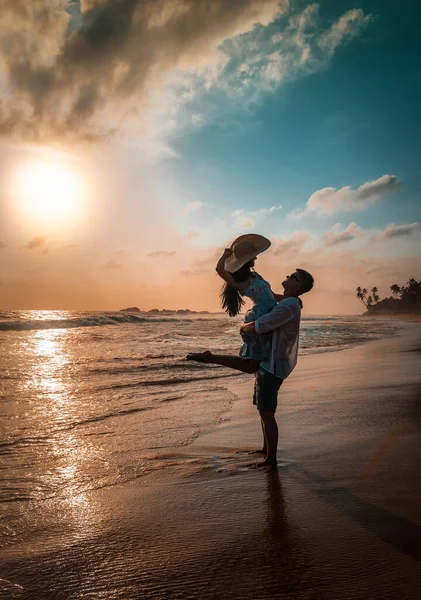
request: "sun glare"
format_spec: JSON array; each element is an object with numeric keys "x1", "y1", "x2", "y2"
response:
[{"x1": 14, "y1": 161, "x2": 84, "y2": 226}]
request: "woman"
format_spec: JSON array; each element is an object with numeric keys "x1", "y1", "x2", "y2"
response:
[
  {"x1": 217, "y1": 234, "x2": 282, "y2": 362},
  {"x1": 187, "y1": 234, "x2": 281, "y2": 372}
]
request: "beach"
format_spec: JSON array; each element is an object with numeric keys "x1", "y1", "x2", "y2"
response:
[{"x1": 1, "y1": 318, "x2": 421, "y2": 599}]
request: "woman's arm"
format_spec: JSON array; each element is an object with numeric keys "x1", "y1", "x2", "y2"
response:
[{"x1": 216, "y1": 249, "x2": 249, "y2": 290}]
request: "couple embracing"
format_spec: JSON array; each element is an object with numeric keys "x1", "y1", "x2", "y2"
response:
[{"x1": 187, "y1": 234, "x2": 314, "y2": 471}]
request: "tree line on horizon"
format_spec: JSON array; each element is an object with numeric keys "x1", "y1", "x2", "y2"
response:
[{"x1": 356, "y1": 278, "x2": 421, "y2": 314}]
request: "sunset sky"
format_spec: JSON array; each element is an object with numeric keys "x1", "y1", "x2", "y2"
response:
[{"x1": 0, "y1": 0, "x2": 420, "y2": 314}]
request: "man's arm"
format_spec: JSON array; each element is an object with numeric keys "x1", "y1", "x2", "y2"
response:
[
  {"x1": 240, "y1": 300, "x2": 300, "y2": 340},
  {"x1": 240, "y1": 320, "x2": 256, "y2": 341},
  {"x1": 255, "y1": 301, "x2": 298, "y2": 334}
]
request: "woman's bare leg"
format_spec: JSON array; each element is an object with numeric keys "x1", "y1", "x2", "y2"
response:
[{"x1": 186, "y1": 351, "x2": 259, "y2": 374}]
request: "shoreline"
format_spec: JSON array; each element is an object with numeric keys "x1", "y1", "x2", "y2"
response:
[
  {"x1": 361, "y1": 312, "x2": 421, "y2": 322},
  {"x1": 2, "y1": 321, "x2": 421, "y2": 599}
]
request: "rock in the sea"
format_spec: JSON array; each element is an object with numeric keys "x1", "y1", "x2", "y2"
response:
[{"x1": 120, "y1": 307, "x2": 141, "y2": 313}]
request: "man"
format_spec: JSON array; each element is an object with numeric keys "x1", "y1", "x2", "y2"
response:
[{"x1": 187, "y1": 268, "x2": 314, "y2": 470}]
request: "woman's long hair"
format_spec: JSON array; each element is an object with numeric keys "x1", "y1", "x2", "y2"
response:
[{"x1": 221, "y1": 261, "x2": 253, "y2": 317}]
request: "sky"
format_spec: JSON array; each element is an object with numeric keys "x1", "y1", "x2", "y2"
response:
[{"x1": 0, "y1": 0, "x2": 420, "y2": 314}]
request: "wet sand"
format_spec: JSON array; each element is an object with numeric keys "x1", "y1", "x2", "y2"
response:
[{"x1": 2, "y1": 323, "x2": 421, "y2": 599}]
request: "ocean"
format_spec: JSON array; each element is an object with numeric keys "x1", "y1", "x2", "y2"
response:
[{"x1": 0, "y1": 310, "x2": 397, "y2": 507}]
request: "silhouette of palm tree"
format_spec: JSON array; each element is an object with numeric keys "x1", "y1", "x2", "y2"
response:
[
  {"x1": 370, "y1": 287, "x2": 379, "y2": 304},
  {"x1": 356, "y1": 286, "x2": 367, "y2": 307},
  {"x1": 390, "y1": 284, "x2": 401, "y2": 298}
]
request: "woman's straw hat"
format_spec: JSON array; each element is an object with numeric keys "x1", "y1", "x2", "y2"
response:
[{"x1": 224, "y1": 234, "x2": 271, "y2": 273}]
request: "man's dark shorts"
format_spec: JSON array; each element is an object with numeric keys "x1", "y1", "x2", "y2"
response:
[{"x1": 253, "y1": 367, "x2": 283, "y2": 413}]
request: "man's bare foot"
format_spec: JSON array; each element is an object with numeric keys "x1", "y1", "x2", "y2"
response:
[
  {"x1": 186, "y1": 351, "x2": 213, "y2": 363},
  {"x1": 249, "y1": 459, "x2": 278, "y2": 471}
]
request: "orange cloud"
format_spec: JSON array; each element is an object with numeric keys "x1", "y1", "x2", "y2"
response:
[
  {"x1": 377, "y1": 222, "x2": 419, "y2": 240},
  {"x1": 323, "y1": 222, "x2": 362, "y2": 246},
  {"x1": 102, "y1": 259, "x2": 122, "y2": 269},
  {"x1": 184, "y1": 202, "x2": 207, "y2": 213},
  {"x1": 272, "y1": 231, "x2": 312, "y2": 254},
  {"x1": 305, "y1": 175, "x2": 401, "y2": 215},
  {"x1": 235, "y1": 217, "x2": 255, "y2": 229},
  {"x1": 147, "y1": 251, "x2": 177, "y2": 258},
  {"x1": 23, "y1": 236, "x2": 46, "y2": 250}
]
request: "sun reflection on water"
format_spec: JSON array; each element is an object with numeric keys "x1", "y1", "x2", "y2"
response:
[
  {"x1": 24, "y1": 326, "x2": 103, "y2": 539},
  {"x1": 24, "y1": 310, "x2": 74, "y2": 321},
  {"x1": 26, "y1": 328, "x2": 71, "y2": 412}
]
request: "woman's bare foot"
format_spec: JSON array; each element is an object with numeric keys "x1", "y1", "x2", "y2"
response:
[{"x1": 186, "y1": 351, "x2": 213, "y2": 363}]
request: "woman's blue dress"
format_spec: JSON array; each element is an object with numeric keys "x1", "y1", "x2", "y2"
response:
[{"x1": 239, "y1": 273, "x2": 276, "y2": 361}]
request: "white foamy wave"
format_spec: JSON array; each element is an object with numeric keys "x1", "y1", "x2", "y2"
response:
[{"x1": 0, "y1": 313, "x2": 218, "y2": 331}]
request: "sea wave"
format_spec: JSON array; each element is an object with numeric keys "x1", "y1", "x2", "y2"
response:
[
  {"x1": 87, "y1": 361, "x2": 217, "y2": 375},
  {"x1": 0, "y1": 406, "x2": 157, "y2": 453},
  {"x1": 0, "y1": 314, "x2": 218, "y2": 331},
  {"x1": 98, "y1": 371, "x2": 238, "y2": 391}
]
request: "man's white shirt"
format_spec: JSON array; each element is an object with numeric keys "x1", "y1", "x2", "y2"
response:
[{"x1": 254, "y1": 297, "x2": 301, "y2": 379}]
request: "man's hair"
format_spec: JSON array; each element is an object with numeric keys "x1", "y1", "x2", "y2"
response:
[{"x1": 297, "y1": 268, "x2": 314, "y2": 295}]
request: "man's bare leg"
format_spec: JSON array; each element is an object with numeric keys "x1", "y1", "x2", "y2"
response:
[
  {"x1": 248, "y1": 416, "x2": 267, "y2": 455},
  {"x1": 187, "y1": 352, "x2": 267, "y2": 452},
  {"x1": 186, "y1": 351, "x2": 259, "y2": 375},
  {"x1": 251, "y1": 410, "x2": 278, "y2": 469},
  {"x1": 187, "y1": 352, "x2": 268, "y2": 457}
]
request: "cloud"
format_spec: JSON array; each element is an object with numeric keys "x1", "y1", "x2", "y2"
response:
[
  {"x1": 62, "y1": 243, "x2": 78, "y2": 249},
  {"x1": 0, "y1": 1, "x2": 373, "y2": 146},
  {"x1": 179, "y1": 203, "x2": 284, "y2": 248},
  {"x1": 235, "y1": 216, "x2": 255, "y2": 229},
  {"x1": 317, "y1": 8, "x2": 373, "y2": 56},
  {"x1": 231, "y1": 205, "x2": 282, "y2": 230},
  {"x1": 102, "y1": 259, "x2": 122, "y2": 269},
  {"x1": 147, "y1": 250, "x2": 176, "y2": 258},
  {"x1": 186, "y1": 230, "x2": 200, "y2": 240},
  {"x1": 305, "y1": 175, "x2": 401, "y2": 215},
  {"x1": 191, "y1": 114, "x2": 205, "y2": 126},
  {"x1": 0, "y1": 0, "x2": 285, "y2": 144},
  {"x1": 23, "y1": 236, "x2": 46, "y2": 250},
  {"x1": 0, "y1": 241, "x2": 6, "y2": 249},
  {"x1": 215, "y1": 5, "x2": 372, "y2": 96},
  {"x1": 184, "y1": 201, "x2": 207, "y2": 213},
  {"x1": 377, "y1": 222, "x2": 420, "y2": 240},
  {"x1": 288, "y1": 207, "x2": 307, "y2": 219},
  {"x1": 272, "y1": 230, "x2": 312, "y2": 254},
  {"x1": 324, "y1": 222, "x2": 361, "y2": 246}
]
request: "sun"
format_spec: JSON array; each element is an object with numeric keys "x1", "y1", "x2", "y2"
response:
[{"x1": 14, "y1": 161, "x2": 84, "y2": 225}]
